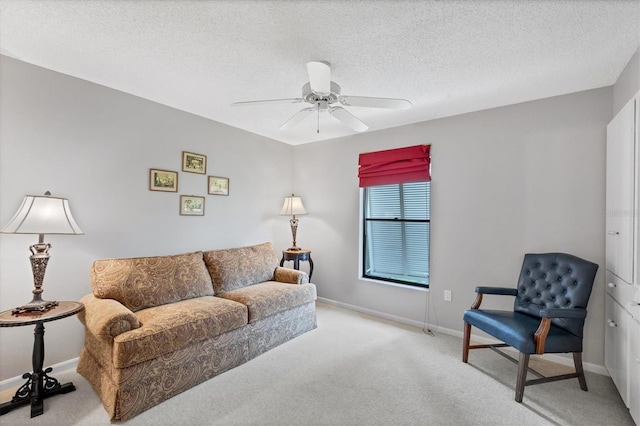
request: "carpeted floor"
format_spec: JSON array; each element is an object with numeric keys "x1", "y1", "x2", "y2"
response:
[{"x1": 0, "y1": 302, "x2": 634, "y2": 425}]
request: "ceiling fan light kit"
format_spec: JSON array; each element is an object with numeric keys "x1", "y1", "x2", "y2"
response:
[{"x1": 232, "y1": 61, "x2": 411, "y2": 133}]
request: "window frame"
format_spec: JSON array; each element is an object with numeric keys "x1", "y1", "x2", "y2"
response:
[{"x1": 359, "y1": 182, "x2": 430, "y2": 289}]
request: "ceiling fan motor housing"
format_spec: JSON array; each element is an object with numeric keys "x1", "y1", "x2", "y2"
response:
[{"x1": 302, "y1": 81, "x2": 341, "y2": 106}]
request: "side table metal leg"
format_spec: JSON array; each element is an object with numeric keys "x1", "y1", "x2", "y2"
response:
[
  {"x1": 0, "y1": 372, "x2": 33, "y2": 415},
  {"x1": 0, "y1": 321, "x2": 77, "y2": 418},
  {"x1": 31, "y1": 321, "x2": 45, "y2": 417},
  {"x1": 308, "y1": 255, "x2": 314, "y2": 280}
]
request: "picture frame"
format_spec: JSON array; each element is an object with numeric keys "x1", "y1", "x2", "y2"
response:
[
  {"x1": 182, "y1": 151, "x2": 207, "y2": 174},
  {"x1": 208, "y1": 176, "x2": 230, "y2": 196},
  {"x1": 149, "y1": 169, "x2": 178, "y2": 192},
  {"x1": 180, "y1": 195, "x2": 205, "y2": 216}
]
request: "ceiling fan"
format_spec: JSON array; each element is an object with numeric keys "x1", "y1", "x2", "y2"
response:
[{"x1": 232, "y1": 61, "x2": 411, "y2": 133}]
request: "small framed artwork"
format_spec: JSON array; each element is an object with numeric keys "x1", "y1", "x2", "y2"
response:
[
  {"x1": 208, "y1": 176, "x2": 229, "y2": 196},
  {"x1": 182, "y1": 151, "x2": 207, "y2": 174},
  {"x1": 180, "y1": 195, "x2": 205, "y2": 216},
  {"x1": 149, "y1": 169, "x2": 178, "y2": 192}
]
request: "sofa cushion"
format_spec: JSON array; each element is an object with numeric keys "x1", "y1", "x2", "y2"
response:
[
  {"x1": 203, "y1": 242, "x2": 280, "y2": 293},
  {"x1": 91, "y1": 252, "x2": 214, "y2": 312},
  {"x1": 112, "y1": 296, "x2": 248, "y2": 368},
  {"x1": 218, "y1": 281, "x2": 317, "y2": 323}
]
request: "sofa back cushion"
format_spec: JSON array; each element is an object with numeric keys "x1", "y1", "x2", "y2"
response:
[
  {"x1": 203, "y1": 242, "x2": 279, "y2": 293},
  {"x1": 90, "y1": 251, "x2": 214, "y2": 312}
]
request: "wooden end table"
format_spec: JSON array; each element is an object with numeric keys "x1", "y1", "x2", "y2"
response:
[
  {"x1": 0, "y1": 301, "x2": 84, "y2": 418},
  {"x1": 280, "y1": 249, "x2": 314, "y2": 279}
]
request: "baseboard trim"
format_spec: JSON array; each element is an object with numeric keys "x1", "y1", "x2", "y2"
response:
[
  {"x1": 316, "y1": 297, "x2": 609, "y2": 377},
  {"x1": 317, "y1": 297, "x2": 431, "y2": 329},
  {"x1": 0, "y1": 357, "x2": 79, "y2": 392}
]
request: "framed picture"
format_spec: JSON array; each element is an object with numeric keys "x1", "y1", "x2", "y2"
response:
[
  {"x1": 208, "y1": 176, "x2": 229, "y2": 196},
  {"x1": 149, "y1": 169, "x2": 178, "y2": 192},
  {"x1": 180, "y1": 195, "x2": 205, "y2": 216},
  {"x1": 182, "y1": 151, "x2": 207, "y2": 174}
]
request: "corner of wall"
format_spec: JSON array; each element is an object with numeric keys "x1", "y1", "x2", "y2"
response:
[{"x1": 613, "y1": 48, "x2": 640, "y2": 116}]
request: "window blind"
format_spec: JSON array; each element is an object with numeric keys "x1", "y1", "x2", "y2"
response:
[{"x1": 364, "y1": 181, "x2": 430, "y2": 286}]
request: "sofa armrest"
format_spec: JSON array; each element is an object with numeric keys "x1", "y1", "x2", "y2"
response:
[
  {"x1": 274, "y1": 266, "x2": 309, "y2": 284},
  {"x1": 79, "y1": 294, "x2": 141, "y2": 341}
]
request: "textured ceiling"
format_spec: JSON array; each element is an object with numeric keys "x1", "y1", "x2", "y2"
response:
[{"x1": 1, "y1": 1, "x2": 639, "y2": 145}]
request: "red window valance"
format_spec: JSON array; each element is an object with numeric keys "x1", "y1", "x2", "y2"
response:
[{"x1": 358, "y1": 144, "x2": 431, "y2": 187}]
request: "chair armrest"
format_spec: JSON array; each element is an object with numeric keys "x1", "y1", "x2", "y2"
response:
[
  {"x1": 475, "y1": 287, "x2": 518, "y2": 296},
  {"x1": 533, "y1": 308, "x2": 587, "y2": 354},
  {"x1": 469, "y1": 287, "x2": 517, "y2": 309},
  {"x1": 539, "y1": 308, "x2": 587, "y2": 319},
  {"x1": 274, "y1": 266, "x2": 309, "y2": 284},
  {"x1": 78, "y1": 294, "x2": 141, "y2": 342}
]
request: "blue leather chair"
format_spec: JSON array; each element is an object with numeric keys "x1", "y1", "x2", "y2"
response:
[{"x1": 462, "y1": 253, "x2": 598, "y2": 402}]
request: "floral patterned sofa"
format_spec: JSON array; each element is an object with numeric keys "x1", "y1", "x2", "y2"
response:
[{"x1": 76, "y1": 242, "x2": 317, "y2": 420}]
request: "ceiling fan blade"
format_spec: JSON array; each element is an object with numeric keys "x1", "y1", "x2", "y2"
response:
[
  {"x1": 306, "y1": 61, "x2": 331, "y2": 95},
  {"x1": 329, "y1": 107, "x2": 369, "y2": 132},
  {"x1": 279, "y1": 107, "x2": 315, "y2": 130},
  {"x1": 232, "y1": 98, "x2": 304, "y2": 107},
  {"x1": 339, "y1": 95, "x2": 412, "y2": 110}
]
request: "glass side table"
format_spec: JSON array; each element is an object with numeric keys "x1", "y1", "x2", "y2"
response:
[{"x1": 0, "y1": 301, "x2": 84, "y2": 418}]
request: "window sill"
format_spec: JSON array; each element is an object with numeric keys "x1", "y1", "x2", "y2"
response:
[{"x1": 359, "y1": 276, "x2": 429, "y2": 291}]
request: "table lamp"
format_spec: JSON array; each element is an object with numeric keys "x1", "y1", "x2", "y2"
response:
[
  {"x1": 1, "y1": 191, "x2": 83, "y2": 314},
  {"x1": 279, "y1": 194, "x2": 307, "y2": 251}
]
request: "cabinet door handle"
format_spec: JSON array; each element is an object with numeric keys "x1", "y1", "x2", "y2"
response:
[
  {"x1": 608, "y1": 282, "x2": 616, "y2": 288},
  {"x1": 607, "y1": 231, "x2": 620, "y2": 236},
  {"x1": 607, "y1": 319, "x2": 617, "y2": 327}
]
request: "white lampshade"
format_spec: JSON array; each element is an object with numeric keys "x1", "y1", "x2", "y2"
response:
[
  {"x1": 1, "y1": 194, "x2": 83, "y2": 235},
  {"x1": 279, "y1": 195, "x2": 307, "y2": 216}
]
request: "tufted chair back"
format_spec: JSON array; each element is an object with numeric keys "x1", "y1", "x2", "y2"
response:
[{"x1": 514, "y1": 253, "x2": 598, "y2": 338}]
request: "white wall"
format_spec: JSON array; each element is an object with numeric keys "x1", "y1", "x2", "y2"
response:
[
  {"x1": 613, "y1": 48, "x2": 640, "y2": 116},
  {"x1": 294, "y1": 87, "x2": 612, "y2": 366},
  {"x1": 0, "y1": 56, "x2": 294, "y2": 380}
]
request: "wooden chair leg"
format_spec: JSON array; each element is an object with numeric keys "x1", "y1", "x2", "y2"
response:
[
  {"x1": 515, "y1": 352, "x2": 530, "y2": 403},
  {"x1": 462, "y1": 322, "x2": 471, "y2": 363},
  {"x1": 573, "y1": 352, "x2": 588, "y2": 391}
]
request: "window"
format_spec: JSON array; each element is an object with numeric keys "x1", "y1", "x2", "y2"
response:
[{"x1": 362, "y1": 181, "x2": 430, "y2": 287}]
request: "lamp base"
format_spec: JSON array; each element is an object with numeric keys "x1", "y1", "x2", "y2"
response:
[
  {"x1": 287, "y1": 217, "x2": 304, "y2": 252},
  {"x1": 12, "y1": 240, "x2": 58, "y2": 315},
  {"x1": 12, "y1": 299, "x2": 58, "y2": 315}
]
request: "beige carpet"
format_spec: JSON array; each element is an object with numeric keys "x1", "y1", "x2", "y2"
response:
[{"x1": 0, "y1": 302, "x2": 634, "y2": 425}]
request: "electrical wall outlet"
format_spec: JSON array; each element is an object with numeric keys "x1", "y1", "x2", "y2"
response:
[{"x1": 444, "y1": 290, "x2": 452, "y2": 302}]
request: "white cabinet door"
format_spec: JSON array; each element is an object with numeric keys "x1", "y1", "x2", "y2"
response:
[
  {"x1": 605, "y1": 294, "x2": 630, "y2": 407},
  {"x1": 607, "y1": 270, "x2": 636, "y2": 305},
  {"x1": 629, "y1": 315, "x2": 639, "y2": 425},
  {"x1": 606, "y1": 97, "x2": 636, "y2": 283},
  {"x1": 636, "y1": 94, "x2": 640, "y2": 288}
]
